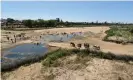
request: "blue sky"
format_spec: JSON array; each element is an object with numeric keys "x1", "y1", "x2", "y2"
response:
[{"x1": 1, "y1": 1, "x2": 133, "y2": 23}]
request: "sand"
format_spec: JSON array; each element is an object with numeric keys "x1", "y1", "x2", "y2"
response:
[
  {"x1": 1, "y1": 26, "x2": 133, "y2": 55},
  {"x1": 1, "y1": 26, "x2": 133, "y2": 80},
  {"x1": 2, "y1": 55, "x2": 133, "y2": 80}
]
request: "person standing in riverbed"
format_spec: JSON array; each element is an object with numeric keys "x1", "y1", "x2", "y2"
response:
[
  {"x1": 67, "y1": 34, "x2": 68, "y2": 38},
  {"x1": 11, "y1": 39, "x2": 14, "y2": 43},
  {"x1": 14, "y1": 35, "x2": 16, "y2": 38},
  {"x1": 6, "y1": 36, "x2": 10, "y2": 41},
  {"x1": 14, "y1": 37, "x2": 16, "y2": 43},
  {"x1": 14, "y1": 35, "x2": 16, "y2": 43},
  {"x1": 60, "y1": 37, "x2": 63, "y2": 42}
]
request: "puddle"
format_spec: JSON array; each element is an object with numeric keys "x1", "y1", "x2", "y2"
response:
[
  {"x1": 40, "y1": 32, "x2": 84, "y2": 43},
  {"x1": 1, "y1": 32, "x2": 83, "y2": 62},
  {"x1": 1, "y1": 32, "x2": 84, "y2": 71},
  {"x1": 1, "y1": 43, "x2": 48, "y2": 62}
]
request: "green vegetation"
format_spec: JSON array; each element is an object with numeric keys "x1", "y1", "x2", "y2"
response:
[
  {"x1": 1, "y1": 55, "x2": 45, "y2": 72},
  {"x1": 103, "y1": 26, "x2": 133, "y2": 44},
  {"x1": 42, "y1": 49, "x2": 71, "y2": 67},
  {"x1": 2, "y1": 48, "x2": 133, "y2": 72},
  {"x1": 2, "y1": 18, "x2": 133, "y2": 29},
  {"x1": 42, "y1": 49, "x2": 133, "y2": 67}
]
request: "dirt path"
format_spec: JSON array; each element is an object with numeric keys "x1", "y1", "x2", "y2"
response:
[{"x1": 87, "y1": 37, "x2": 133, "y2": 56}]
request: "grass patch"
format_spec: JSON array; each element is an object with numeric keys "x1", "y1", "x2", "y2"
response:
[
  {"x1": 42, "y1": 48, "x2": 71, "y2": 67},
  {"x1": 2, "y1": 48, "x2": 133, "y2": 72},
  {"x1": 1, "y1": 54, "x2": 50, "y2": 72},
  {"x1": 42, "y1": 49, "x2": 133, "y2": 68},
  {"x1": 103, "y1": 26, "x2": 133, "y2": 44}
]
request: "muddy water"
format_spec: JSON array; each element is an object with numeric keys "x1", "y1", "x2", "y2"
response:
[
  {"x1": 1, "y1": 32, "x2": 83, "y2": 62},
  {"x1": 1, "y1": 32, "x2": 84, "y2": 71},
  {"x1": 1, "y1": 43, "x2": 48, "y2": 71},
  {"x1": 3, "y1": 43, "x2": 47, "y2": 59},
  {"x1": 40, "y1": 32, "x2": 83, "y2": 43}
]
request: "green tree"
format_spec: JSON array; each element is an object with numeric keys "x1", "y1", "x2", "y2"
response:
[
  {"x1": 6, "y1": 18, "x2": 15, "y2": 28},
  {"x1": 56, "y1": 18, "x2": 60, "y2": 22},
  {"x1": 37, "y1": 19, "x2": 45, "y2": 27},
  {"x1": 22, "y1": 19, "x2": 33, "y2": 28},
  {"x1": 7, "y1": 18, "x2": 15, "y2": 23},
  {"x1": 45, "y1": 20, "x2": 57, "y2": 27},
  {"x1": 32, "y1": 20, "x2": 39, "y2": 27}
]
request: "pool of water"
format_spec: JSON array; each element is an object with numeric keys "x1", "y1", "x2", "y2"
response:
[
  {"x1": 1, "y1": 32, "x2": 84, "y2": 71},
  {"x1": 40, "y1": 32, "x2": 84, "y2": 43},
  {"x1": 1, "y1": 32, "x2": 83, "y2": 62},
  {"x1": 1, "y1": 43, "x2": 48, "y2": 62}
]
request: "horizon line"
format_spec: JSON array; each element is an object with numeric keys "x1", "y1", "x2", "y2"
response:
[{"x1": 1, "y1": 17, "x2": 133, "y2": 24}]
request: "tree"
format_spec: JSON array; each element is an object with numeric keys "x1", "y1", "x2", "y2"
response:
[
  {"x1": 7, "y1": 18, "x2": 15, "y2": 23},
  {"x1": 104, "y1": 21, "x2": 108, "y2": 25},
  {"x1": 60, "y1": 19, "x2": 64, "y2": 25},
  {"x1": 6, "y1": 18, "x2": 15, "y2": 28},
  {"x1": 22, "y1": 19, "x2": 33, "y2": 28},
  {"x1": 37, "y1": 19, "x2": 45, "y2": 27},
  {"x1": 91, "y1": 22, "x2": 94, "y2": 25},
  {"x1": 56, "y1": 18, "x2": 60, "y2": 22},
  {"x1": 46, "y1": 20, "x2": 57, "y2": 27},
  {"x1": 64, "y1": 21, "x2": 70, "y2": 27},
  {"x1": 32, "y1": 20, "x2": 38, "y2": 27}
]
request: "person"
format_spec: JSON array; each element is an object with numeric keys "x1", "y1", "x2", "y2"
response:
[
  {"x1": 14, "y1": 38, "x2": 16, "y2": 43},
  {"x1": 60, "y1": 37, "x2": 63, "y2": 42},
  {"x1": 67, "y1": 34, "x2": 68, "y2": 38},
  {"x1": 14, "y1": 35, "x2": 16, "y2": 38},
  {"x1": 36, "y1": 42, "x2": 40, "y2": 45},
  {"x1": 11, "y1": 39, "x2": 14, "y2": 43},
  {"x1": 6, "y1": 36, "x2": 10, "y2": 41}
]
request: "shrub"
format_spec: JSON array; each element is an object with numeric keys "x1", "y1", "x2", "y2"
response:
[
  {"x1": 42, "y1": 49, "x2": 71, "y2": 67},
  {"x1": 130, "y1": 28, "x2": 133, "y2": 34},
  {"x1": 103, "y1": 26, "x2": 133, "y2": 44}
]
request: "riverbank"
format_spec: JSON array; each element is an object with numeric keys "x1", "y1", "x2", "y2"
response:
[{"x1": 2, "y1": 49, "x2": 133, "y2": 80}]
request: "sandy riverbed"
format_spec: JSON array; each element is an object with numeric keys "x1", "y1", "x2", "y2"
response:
[
  {"x1": 1, "y1": 26, "x2": 133, "y2": 56},
  {"x1": 1, "y1": 26, "x2": 133, "y2": 80}
]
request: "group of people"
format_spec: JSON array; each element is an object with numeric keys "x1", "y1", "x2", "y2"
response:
[
  {"x1": 6, "y1": 35, "x2": 17, "y2": 43},
  {"x1": 6, "y1": 33, "x2": 27, "y2": 44}
]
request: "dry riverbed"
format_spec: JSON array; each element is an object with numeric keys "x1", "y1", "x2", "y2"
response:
[{"x1": 1, "y1": 26, "x2": 133, "y2": 80}]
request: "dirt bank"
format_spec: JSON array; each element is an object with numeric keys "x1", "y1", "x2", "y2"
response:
[{"x1": 2, "y1": 55, "x2": 133, "y2": 80}]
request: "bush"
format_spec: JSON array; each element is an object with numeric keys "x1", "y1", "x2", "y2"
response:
[
  {"x1": 42, "y1": 49, "x2": 71, "y2": 67},
  {"x1": 130, "y1": 28, "x2": 133, "y2": 34},
  {"x1": 103, "y1": 26, "x2": 133, "y2": 44}
]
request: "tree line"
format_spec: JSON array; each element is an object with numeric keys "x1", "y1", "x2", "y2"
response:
[{"x1": 1, "y1": 18, "x2": 133, "y2": 28}]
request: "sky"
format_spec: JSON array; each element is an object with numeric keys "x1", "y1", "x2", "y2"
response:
[{"x1": 1, "y1": 1, "x2": 133, "y2": 23}]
